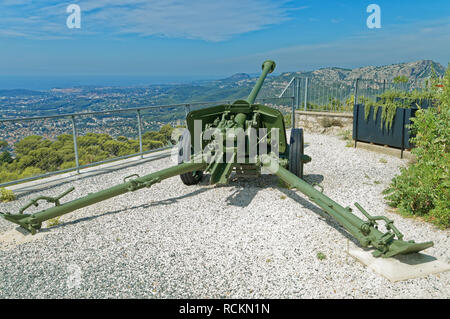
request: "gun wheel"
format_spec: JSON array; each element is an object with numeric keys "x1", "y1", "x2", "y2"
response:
[
  {"x1": 288, "y1": 128, "x2": 304, "y2": 179},
  {"x1": 180, "y1": 170, "x2": 203, "y2": 185},
  {"x1": 178, "y1": 129, "x2": 203, "y2": 185}
]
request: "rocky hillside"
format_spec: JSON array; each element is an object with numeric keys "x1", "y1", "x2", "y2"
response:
[
  {"x1": 227, "y1": 60, "x2": 445, "y2": 97},
  {"x1": 342, "y1": 60, "x2": 444, "y2": 82},
  {"x1": 279, "y1": 60, "x2": 444, "y2": 82},
  {"x1": 212, "y1": 60, "x2": 446, "y2": 98}
]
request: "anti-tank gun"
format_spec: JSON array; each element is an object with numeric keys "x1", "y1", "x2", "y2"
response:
[{"x1": 0, "y1": 60, "x2": 433, "y2": 258}]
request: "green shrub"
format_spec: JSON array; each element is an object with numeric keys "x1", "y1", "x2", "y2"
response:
[
  {"x1": 428, "y1": 200, "x2": 450, "y2": 228},
  {"x1": 319, "y1": 117, "x2": 343, "y2": 128},
  {"x1": 316, "y1": 252, "x2": 326, "y2": 260},
  {"x1": 383, "y1": 65, "x2": 449, "y2": 228},
  {"x1": 47, "y1": 216, "x2": 61, "y2": 227},
  {"x1": 0, "y1": 188, "x2": 15, "y2": 202},
  {"x1": 338, "y1": 130, "x2": 353, "y2": 147}
]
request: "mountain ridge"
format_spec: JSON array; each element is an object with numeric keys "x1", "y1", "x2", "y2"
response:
[
  {"x1": 261, "y1": 59, "x2": 445, "y2": 83},
  {"x1": 212, "y1": 59, "x2": 446, "y2": 98}
]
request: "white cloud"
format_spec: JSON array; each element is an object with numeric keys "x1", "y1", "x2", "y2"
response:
[
  {"x1": 223, "y1": 18, "x2": 450, "y2": 71},
  {"x1": 0, "y1": 0, "x2": 303, "y2": 41}
]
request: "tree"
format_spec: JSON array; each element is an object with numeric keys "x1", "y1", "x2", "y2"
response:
[
  {"x1": 103, "y1": 140, "x2": 122, "y2": 156},
  {"x1": 14, "y1": 135, "x2": 51, "y2": 157},
  {"x1": 0, "y1": 151, "x2": 13, "y2": 164},
  {"x1": 0, "y1": 141, "x2": 12, "y2": 164},
  {"x1": 0, "y1": 140, "x2": 7, "y2": 150},
  {"x1": 117, "y1": 136, "x2": 128, "y2": 143},
  {"x1": 159, "y1": 124, "x2": 174, "y2": 142}
]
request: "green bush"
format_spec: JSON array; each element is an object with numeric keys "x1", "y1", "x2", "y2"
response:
[
  {"x1": 47, "y1": 216, "x2": 61, "y2": 227},
  {"x1": 319, "y1": 117, "x2": 343, "y2": 128},
  {"x1": 383, "y1": 65, "x2": 449, "y2": 228},
  {"x1": 0, "y1": 188, "x2": 15, "y2": 202}
]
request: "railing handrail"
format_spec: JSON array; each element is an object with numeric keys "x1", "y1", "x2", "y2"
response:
[
  {"x1": 0, "y1": 97, "x2": 296, "y2": 124},
  {"x1": 278, "y1": 77, "x2": 296, "y2": 98},
  {"x1": 0, "y1": 100, "x2": 235, "y2": 123}
]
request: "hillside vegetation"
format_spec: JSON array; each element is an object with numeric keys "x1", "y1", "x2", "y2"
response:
[{"x1": 0, "y1": 124, "x2": 174, "y2": 184}]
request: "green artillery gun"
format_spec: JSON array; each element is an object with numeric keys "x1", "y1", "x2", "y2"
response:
[{"x1": 0, "y1": 60, "x2": 433, "y2": 258}]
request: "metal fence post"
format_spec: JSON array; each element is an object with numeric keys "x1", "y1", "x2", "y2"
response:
[
  {"x1": 184, "y1": 104, "x2": 191, "y2": 126},
  {"x1": 136, "y1": 109, "x2": 144, "y2": 159},
  {"x1": 295, "y1": 77, "x2": 300, "y2": 109},
  {"x1": 292, "y1": 78, "x2": 297, "y2": 110},
  {"x1": 70, "y1": 115, "x2": 80, "y2": 174},
  {"x1": 291, "y1": 96, "x2": 295, "y2": 129},
  {"x1": 304, "y1": 77, "x2": 308, "y2": 111},
  {"x1": 184, "y1": 104, "x2": 191, "y2": 115},
  {"x1": 354, "y1": 78, "x2": 359, "y2": 109}
]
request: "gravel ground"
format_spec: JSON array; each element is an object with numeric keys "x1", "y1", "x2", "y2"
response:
[{"x1": 0, "y1": 133, "x2": 448, "y2": 299}]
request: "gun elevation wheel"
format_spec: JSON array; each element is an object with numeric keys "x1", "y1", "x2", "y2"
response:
[
  {"x1": 178, "y1": 129, "x2": 203, "y2": 185},
  {"x1": 288, "y1": 128, "x2": 304, "y2": 179}
]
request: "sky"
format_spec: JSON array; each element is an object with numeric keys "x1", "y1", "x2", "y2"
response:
[{"x1": 0, "y1": 0, "x2": 449, "y2": 81}]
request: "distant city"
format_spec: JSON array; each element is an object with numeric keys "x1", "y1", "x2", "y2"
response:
[{"x1": 0, "y1": 75, "x2": 226, "y2": 91}]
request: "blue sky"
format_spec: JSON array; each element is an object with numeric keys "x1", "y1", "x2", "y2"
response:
[{"x1": 0, "y1": 0, "x2": 449, "y2": 78}]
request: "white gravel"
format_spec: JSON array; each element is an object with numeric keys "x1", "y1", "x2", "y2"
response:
[{"x1": 0, "y1": 133, "x2": 448, "y2": 299}]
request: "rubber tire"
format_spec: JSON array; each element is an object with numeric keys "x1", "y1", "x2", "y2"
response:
[
  {"x1": 288, "y1": 128, "x2": 304, "y2": 179},
  {"x1": 178, "y1": 129, "x2": 203, "y2": 185}
]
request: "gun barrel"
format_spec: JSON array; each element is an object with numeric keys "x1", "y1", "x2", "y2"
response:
[{"x1": 246, "y1": 60, "x2": 276, "y2": 104}]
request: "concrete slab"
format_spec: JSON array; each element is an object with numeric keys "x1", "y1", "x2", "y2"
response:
[{"x1": 349, "y1": 248, "x2": 450, "y2": 282}]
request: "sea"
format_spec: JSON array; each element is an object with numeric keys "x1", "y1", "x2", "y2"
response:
[{"x1": 0, "y1": 75, "x2": 221, "y2": 91}]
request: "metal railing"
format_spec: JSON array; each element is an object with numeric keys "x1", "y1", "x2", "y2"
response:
[
  {"x1": 0, "y1": 97, "x2": 297, "y2": 187},
  {"x1": 281, "y1": 77, "x2": 427, "y2": 113},
  {"x1": 0, "y1": 101, "x2": 227, "y2": 187}
]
